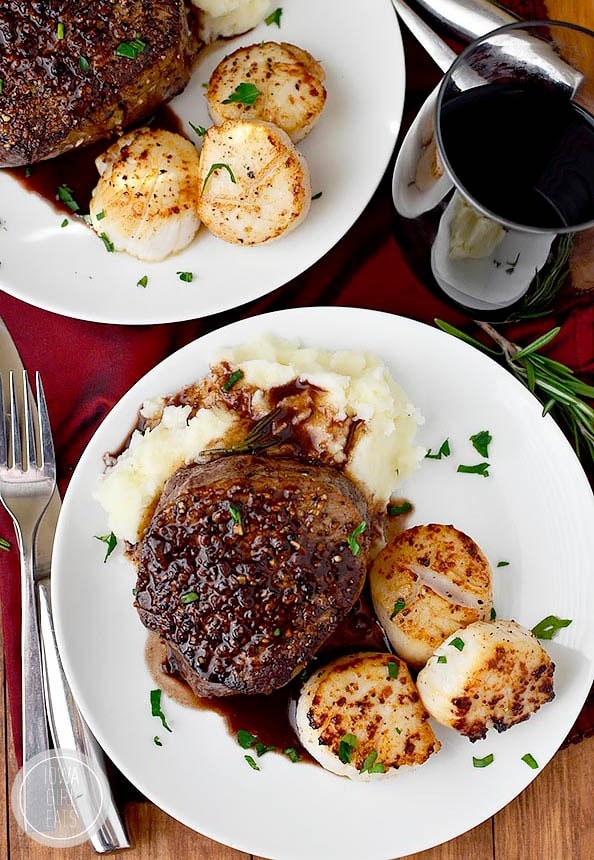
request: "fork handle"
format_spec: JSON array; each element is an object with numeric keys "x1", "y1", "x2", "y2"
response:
[{"x1": 37, "y1": 579, "x2": 131, "y2": 852}]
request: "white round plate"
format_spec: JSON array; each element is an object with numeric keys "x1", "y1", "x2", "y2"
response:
[
  {"x1": 53, "y1": 307, "x2": 594, "y2": 859},
  {"x1": 0, "y1": 1, "x2": 404, "y2": 325}
]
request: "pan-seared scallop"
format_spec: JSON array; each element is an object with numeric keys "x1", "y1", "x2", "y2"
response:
[
  {"x1": 417, "y1": 619, "x2": 555, "y2": 741},
  {"x1": 369, "y1": 524, "x2": 493, "y2": 669},
  {"x1": 294, "y1": 652, "x2": 440, "y2": 780},
  {"x1": 196, "y1": 119, "x2": 311, "y2": 244},
  {"x1": 206, "y1": 42, "x2": 326, "y2": 142}
]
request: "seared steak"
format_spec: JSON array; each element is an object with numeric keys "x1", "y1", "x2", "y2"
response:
[
  {"x1": 0, "y1": 1, "x2": 200, "y2": 167},
  {"x1": 135, "y1": 455, "x2": 370, "y2": 697}
]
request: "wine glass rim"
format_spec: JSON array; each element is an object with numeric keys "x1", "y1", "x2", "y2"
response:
[{"x1": 434, "y1": 18, "x2": 594, "y2": 236}]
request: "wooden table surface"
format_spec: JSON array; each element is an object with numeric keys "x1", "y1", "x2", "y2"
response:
[{"x1": 1, "y1": 1, "x2": 593, "y2": 858}]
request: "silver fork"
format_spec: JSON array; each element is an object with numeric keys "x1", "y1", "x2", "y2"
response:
[{"x1": 0, "y1": 370, "x2": 55, "y2": 830}]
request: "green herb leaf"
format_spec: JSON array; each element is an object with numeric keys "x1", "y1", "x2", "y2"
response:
[
  {"x1": 437, "y1": 655, "x2": 447, "y2": 664},
  {"x1": 244, "y1": 754, "x2": 260, "y2": 770},
  {"x1": 473, "y1": 753, "x2": 494, "y2": 768},
  {"x1": 95, "y1": 209, "x2": 106, "y2": 221},
  {"x1": 137, "y1": 275, "x2": 148, "y2": 288},
  {"x1": 56, "y1": 21, "x2": 65, "y2": 39},
  {"x1": 457, "y1": 462, "x2": 490, "y2": 476},
  {"x1": 79, "y1": 56, "x2": 90, "y2": 71},
  {"x1": 60, "y1": 218, "x2": 68, "y2": 228},
  {"x1": 237, "y1": 729, "x2": 257, "y2": 749},
  {"x1": 311, "y1": 191, "x2": 323, "y2": 200},
  {"x1": 229, "y1": 503, "x2": 242, "y2": 528},
  {"x1": 0, "y1": 79, "x2": 4, "y2": 95},
  {"x1": 255, "y1": 742, "x2": 275, "y2": 757},
  {"x1": 359, "y1": 749, "x2": 384, "y2": 774},
  {"x1": 95, "y1": 532, "x2": 117, "y2": 562},
  {"x1": 283, "y1": 747, "x2": 300, "y2": 763},
  {"x1": 177, "y1": 271, "x2": 193, "y2": 282},
  {"x1": 189, "y1": 121, "x2": 207, "y2": 136},
  {"x1": 116, "y1": 38, "x2": 147, "y2": 59},
  {"x1": 222, "y1": 82, "x2": 261, "y2": 106},
  {"x1": 57, "y1": 184, "x2": 80, "y2": 212},
  {"x1": 425, "y1": 439, "x2": 450, "y2": 459},
  {"x1": 150, "y1": 689, "x2": 172, "y2": 732},
  {"x1": 180, "y1": 591, "x2": 199, "y2": 605},
  {"x1": 531, "y1": 615, "x2": 572, "y2": 640},
  {"x1": 265, "y1": 7, "x2": 283, "y2": 26},
  {"x1": 338, "y1": 733, "x2": 358, "y2": 764},
  {"x1": 273, "y1": 627, "x2": 281, "y2": 637},
  {"x1": 0, "y1": 536, "x2": 11, "y2": 551},
  {"x1": 470, "y1": 430, "x2": 492, "y2": 458},
  {"x1": 387, "y1": 661, "x2": 399, "y2": 679},
  {"x1": 99, "y1": 232, "x2": 115, "y2": 252},
  {"x1": 153, "y1": 736, "x2": 162, "y2": 747},
  {"x1": 496, "y1": 560, "x2": 509, "y2": 568},
  {"x1": 223, "y1": 369, "x2": 244, "y2": 391},
  {"x1": 390, "y1": 598, "x2": 406, "y2": 619},
  {"x1": 521, "y1": 753, "x2": 539, "y2": 769},
  {"x1": 388, "y1": 500, "x2": 412, "y2": 516},
  {"x1": 449, "y1": 637, "x2": 465, "y2": 651},
  {"x1": 202, "y1": 162, "x2": 237, "y2": 193},
  {"x1": 490, "y1": 607, "x2": 497, "y2": 620},
  {"x1": 347, "y1": 521, "x2": 367, "y2": 556}
]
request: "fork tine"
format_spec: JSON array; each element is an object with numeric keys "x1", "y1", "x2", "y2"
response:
[
  {"x1": 23, "y1": 370, "x2": 38, "y2": 470},
  {"x1": 9, "y1": 371, "x2": 22, "y2": 470},
  {"x1": 35, "y1": 372, "x2": 55, "y2": 477},
  {"x1": 0, "y1": 376, "x2": 6, "y2": 469}
]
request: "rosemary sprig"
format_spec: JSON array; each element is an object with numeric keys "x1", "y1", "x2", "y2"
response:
[
  {"x1": 507, "y1": 234, "x2": 574, "y2": 321},
  {"x1": 435, "y1": 319, "x2": 594, "y2": 469},
  {"x1": 204, "y1": 407, "x2": 285, "y2": 456}
]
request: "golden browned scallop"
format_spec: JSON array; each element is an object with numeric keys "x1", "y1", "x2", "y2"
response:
[
  {"x1": 294, "y1": 652, "x2": 441, "y2": 780},
  {"x1": 206, "y1": 42, "x2": 326, "y2": 142},
  {"x1": 369, "y1": 524, "x2": 493, "y2": 670},
  {"x1": 196, "y1": 119, "x2": 311, "y2": 245},
  {"x1": 417, "y1": 619, "x2": 555, "y2": 741}
]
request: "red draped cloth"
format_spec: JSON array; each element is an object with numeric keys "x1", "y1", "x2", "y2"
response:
[{"x1": 0, "y1": 23, "x2": 593, "y2": 768}]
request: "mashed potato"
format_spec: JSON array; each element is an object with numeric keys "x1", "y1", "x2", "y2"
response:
[{"x1": 95, "y1": 335, "x2": 423, "y2": 543}]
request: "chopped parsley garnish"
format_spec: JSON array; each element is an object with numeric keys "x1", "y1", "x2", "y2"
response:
[
  {"x1": 265, "y1": 7, "x2": 283, "y2": 26},
  {"x1": 60, "y1": 218, "x2": 68, "y2": 228},
  {"x1": 388, "y1": 500, "x2": 412, "y2": 516},
  {"x1": 202, "y1": 162, "x2": 237, "y2": 192},
  {"x1": 425, "y1": 439, "x2": 450, "y2": 459},
  {"x1": 283, "y1": 747, "x2": 300, "y2": 763},
  {"x1": 229, "y1": 503, "x2": 242, "y2": 527},
  {"x1": 0, "y1": 537, "x2": 11, "y2": 551},
  {"x1": 95, "y1": 532, "x2": 117, "y2": 562},
  {"x1": 95, "y1": 209, "x2": 106, "y2": 221},
  {"x1": 56, "y1": 22, "x2": 65, "y2": 39},
  {"x1": 338, "y1": 733, "x2": 357, "y2": 764},
  {"x1": 244, "y1": 754, "x2": 260, "y2": 770},
  {"x1": 457, "y1": 462, "x2": 490, "y2": 476},
  {"x1": 255, "y1": 742, "x2": 275, "y2": 757},
  {"x1": 0, "y1": 79, "x2": 3, "y2": 95},
  {"x1": 473, "y1": 753, "x2": 494, "y2": 768},
  {"x1": 79, "y1": 56, "x2": 90, "y2": 71},
  {"x1": 347, "y1": 521, "x2": 367, "y2": 556},
  {"x1": 137, "y1": 275, "x2": 148, "y2": 288},
  {"x1": 390, "y1": 598, "x2": 405, "y2": 619},
  {"x1": 150, "y1": 689, "x2": 172, "y2": 732},
  {"x1": 273, "y1": 627, "x2": 281, "y2": 637},
  {"x1": 153, "y1": 736, "x2": 162, "y2": 747},
  {"x1": 521, "y1": 753, "x2": 539, "y2": 769},
  {"x1": 189, "y1": 121, "x2": 207, "y2": 136},
  {"x1": 437, "y1": 655, "x2": 447, "y2": 664},
  {"x1": 311, "y1": 191, "x2": 323, "y2": 200},
  {"x1": 449, "y1": 636, "x2": 465, "y2": 651},
  {"x1": 223, "y1": 368, "x2": 244, "y2": 391},
  {"x1": 359, "y1": 750, "x2": 385, "y2": 774},
  {"x1": 116, "y1": 38, "x2": 147, "y2": 59},
  {"x1": 470, "y1": 430, "x2": 492, "y2": 458},
  {"x1": 497, "y1": 560, "x2": 510, "y2": 568},
  {"x1": 531, "y1": 615, "x2": 572, "y2": 640},
  {"x1": 180, "y1": 591, "x2": 199, "y2": 605},
  {"x1": 177, "y1": 271, "x2": 193, "y2": 282},
  {"x1": 57, "y1": 184, "x2": 80, "y2": 212},
  {"x1": 387, "y1": 661, "x2": 399, "y2": 679},
  {"x1": 24, "y1": 165, "x2": 32, "y2": 177},
  {"x1": 99, "y1": 232, "x2": 115, "y2": 252},
  {"x1": 222, "y1": 82, "x2": 261, "y2": 106},
  {"x1": 237, "y1": 729, "x2": 258, "y2": 749},
  {"x1": 490, "y1": 607, "x2": 497, "y2": 620}
]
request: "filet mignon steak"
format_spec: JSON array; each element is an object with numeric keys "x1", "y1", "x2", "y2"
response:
[
  {"x1": 135, "y1": 455, "x2": 371, "y2": 697},
  {"x1": 0, "y1": 1, "x2": 200, "y2": 167}
]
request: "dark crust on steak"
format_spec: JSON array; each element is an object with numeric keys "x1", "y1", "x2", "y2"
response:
[
  {"x1": 0, "y1": 1, "x2": 201, "y2": 167},
  {"x1": 134, "y1": 455, "x2": 370, "y2": 697}
]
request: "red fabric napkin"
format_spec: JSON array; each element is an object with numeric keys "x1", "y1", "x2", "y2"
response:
[{"x1": 1, "y1": 26, "x2": 593, "y2": 767}]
